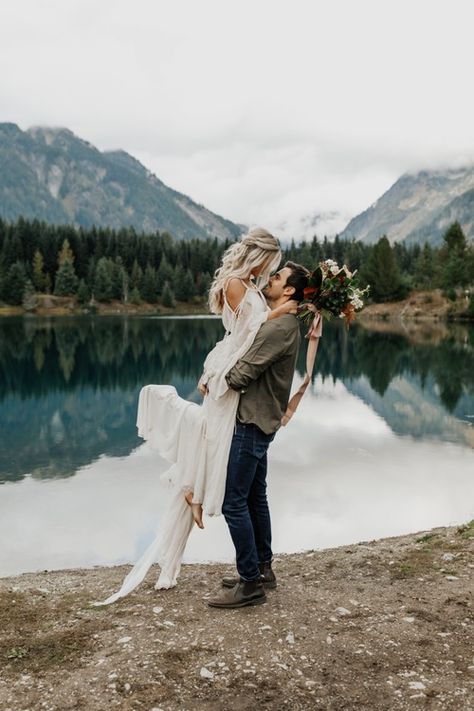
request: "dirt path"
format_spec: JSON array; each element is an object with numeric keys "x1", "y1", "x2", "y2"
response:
[{"x1": 1, "y1": 522, "x2": 473, "y2": 710}]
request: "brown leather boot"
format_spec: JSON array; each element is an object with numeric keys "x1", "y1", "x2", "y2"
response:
[
  {"x1": 222, "y1": 561, "x2": 277, "y2": 590},
  {"x1": 207, "y1": 579, "x2": 267, "y2": 609}
]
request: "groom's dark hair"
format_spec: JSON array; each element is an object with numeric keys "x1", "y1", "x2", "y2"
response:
[{"x1": 284, "y1": 261, "x2": 310, "y2": 303}]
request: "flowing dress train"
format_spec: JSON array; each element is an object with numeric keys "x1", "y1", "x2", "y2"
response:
[{"x1": 94, "y1": 283, "x2": 269, "y2": 605}]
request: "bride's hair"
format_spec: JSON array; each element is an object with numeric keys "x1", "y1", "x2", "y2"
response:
[{"x1": 208, "y1": 228, "x2": 282, "y2": 314}]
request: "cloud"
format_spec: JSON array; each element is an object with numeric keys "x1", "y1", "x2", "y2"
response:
[{"x1": 1, "y1": 0, "x2": 473, "y2": 238}]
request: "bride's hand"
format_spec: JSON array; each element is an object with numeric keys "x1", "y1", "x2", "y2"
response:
[
  {"x1": 270, "y1": 299, "x2": 298, "y2": 317},
  {"x1": 198, "y1": 382, "x2": 208, "y2": 396}
]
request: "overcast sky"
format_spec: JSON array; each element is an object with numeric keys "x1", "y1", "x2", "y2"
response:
[{"x1": 1, "y1": 0, "x2": 473, "y2": 239}]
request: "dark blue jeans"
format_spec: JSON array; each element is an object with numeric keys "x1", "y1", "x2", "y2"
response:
[{"x1": 222, "y1": 422, "x2": 276, "y2": 581}]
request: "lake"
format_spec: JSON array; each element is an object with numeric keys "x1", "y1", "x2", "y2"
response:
[{"x1": 1, "y1": 315, "x2": 473, "y2": 577}]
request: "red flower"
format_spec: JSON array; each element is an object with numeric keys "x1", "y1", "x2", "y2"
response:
[{"x1": 303, "y1": 286, "x2": 317, "y2": 298}]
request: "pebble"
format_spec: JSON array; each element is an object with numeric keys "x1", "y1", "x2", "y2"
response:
[
  {"x1": 200, "y1": 667, "x2": 214, "y2": 680},
  {"x1": 152, "y1": 606, "x2": 163, "y2": 614},
  {"x1": 286, "y1": 632, "x2": 295, "y2": 644},
  {"x1": 403, "y1": 617, "x2": 415, "y2": 623},
  {"x1": 409, "y1": 681, "x2": 426, "y2": 690},
  {"x1": 117, "y1": 636, "x2": 132, "y2": 644},
  {"x1": 442, "y1": 553, "x2": 455, "y2": 561},
  {"x1": 335, "y1": 607, "x2": 351, "y2": 616},
  {"x1": 445, "y1": 575, "x2": 458, "y2": 581}
]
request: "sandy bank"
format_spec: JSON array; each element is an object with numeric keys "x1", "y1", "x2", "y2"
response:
[{"x1": 1, "y1": 522, "x2": 473, "y2": 710}]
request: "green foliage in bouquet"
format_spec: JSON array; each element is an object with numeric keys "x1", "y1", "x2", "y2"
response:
[{"x1": 298, "y1": 259, "x2": 370, "y2": 328}]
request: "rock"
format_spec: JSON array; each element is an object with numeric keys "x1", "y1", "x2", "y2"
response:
[
  {"x1": 445, "y1": 575, "x2": 458, "y2": 581},
  {"x1": 286, "y1": 632, "x2": 295, "y2": 644},
  {"x1": 335, "y1": 607, "x2": 351, "y2": 616},
  {"x1": 402, "y1": 617, "x2": 415, "y2": 623},
  {"x1": 200, "y1": 667, "x2": 214, "y2": 680},
  {"x1": 408, "y1": 681, "x2": 426, "y2": 690},
  {"x1": 152, "y1": 606, "x2": 163, "y2": 614},
  {"x1": 442, "y1": 553, "x2": 455, "y2": 561},
  {"x1": 117, "y1": 636, "x2": 132, "y2": 644}
]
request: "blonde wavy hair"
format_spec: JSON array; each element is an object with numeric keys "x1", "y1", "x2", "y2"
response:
[{"x1": 208, "y1": 228, "x2": 282, "y2": 314}]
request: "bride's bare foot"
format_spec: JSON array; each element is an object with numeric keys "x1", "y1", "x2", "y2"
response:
[{"x1": 184, "y1": 491, "x2": 204, "y2": 529}]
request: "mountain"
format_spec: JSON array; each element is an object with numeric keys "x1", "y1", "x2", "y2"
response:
[
  {"x1": 275, "y1": 210, "x2": 351, "y2": 243},
  {"x1": 339, "y1": 165, "x2": 474, "y2": 246},
  {"x1": 0, "y1": 122, "x2": 244, "y2": 240}
]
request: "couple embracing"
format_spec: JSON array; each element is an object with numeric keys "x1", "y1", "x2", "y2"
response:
[{"x1": 96, "y1": 229, "x2": 310, "y2": 610}]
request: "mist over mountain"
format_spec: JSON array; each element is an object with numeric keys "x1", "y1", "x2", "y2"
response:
[
  {"x1": 339, "y1": 165, "x2": 474, "y2": 245},
  {"x1": 0, "y1": 123, "x2": 244, "y2": 241}
]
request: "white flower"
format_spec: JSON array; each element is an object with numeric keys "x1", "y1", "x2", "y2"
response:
[{"x1": 330, "y1": 265, "x2": 340, "y2": 275}]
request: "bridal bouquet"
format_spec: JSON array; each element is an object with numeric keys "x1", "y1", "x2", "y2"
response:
[{"x1": 298, "y1": 259, "x2": 369, "y2": 328}]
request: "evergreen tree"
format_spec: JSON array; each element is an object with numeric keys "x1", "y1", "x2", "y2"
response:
[
  {"x1": 54, "y1": 260, "x2": 79, "y2": 295},
  {"x1": 173, "y1": 266, "x2": 196, "y2": 301},
  {"x1": 93, "y1": 257, "x2": 114, "y2": 302},
  {"x1": 361, "y1": 236, "x2": 404, "y2": 302},
  {"x1": 129, "y1": 286, "x2": 142, "y2": 304},
  {"x1": 141, "y1": 263, "x2": 158, "y2": 303},
  {"x1": 57, "y1": 238, "x2": 75, "y2": 266},
  {"x1": 32, "y1": 249, "x2": 47, "y2": 292},
  {"x1": 77, "y1": 279, "x2": 90, "y2": 306},
  {"x1": 414, "y1": 243, "x2": 436, "y2": 288},
  {"x1": 109, "y1": 256, "x2": 129, "y2": 302},
  {"x1": 4, "y1": 262, "x2": 27, "y2": 305},
  {"x1": 22, "y1": 279, "x2": 37, "y2": 311},
  {"x1": 198, "y1": 271, "x2": 212, "y2": 297},
  {"x1": 440, "y1": 222, "x2": 468, "y2": 288},
  {"x1": 156, "y1": 255, "x2": 175, "y2": 295},
  {"x1": 130, "y1": 259, "x2": 143, "y2": 291},
  {"x1": 161, "y1": 281, "x2": 176, "y2": 308}
]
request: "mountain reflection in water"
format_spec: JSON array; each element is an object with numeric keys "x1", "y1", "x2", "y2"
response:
[{"x1": 0, "y1": 315, "x2": 473, "y2": 485}]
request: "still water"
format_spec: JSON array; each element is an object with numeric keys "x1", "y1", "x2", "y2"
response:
[{"x1": 1, "y1": 315, "x2": 473, "y2": 576}]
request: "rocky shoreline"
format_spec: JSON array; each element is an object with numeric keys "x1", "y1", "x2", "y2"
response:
[{"x1": 1, "y1": 521, "x2": 473, "y2": 710}]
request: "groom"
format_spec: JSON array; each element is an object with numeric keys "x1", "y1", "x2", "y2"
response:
[{"x1": 208, "y1": 261, "x2": 309, "y2": 609}]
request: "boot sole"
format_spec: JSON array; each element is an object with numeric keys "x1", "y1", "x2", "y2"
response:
[
  {"x1": 207, "y1": 595, "x2": 267, "y2": 609},
  {"x1": 222, "y1": 580, "x2": 277, "y2": 590}
]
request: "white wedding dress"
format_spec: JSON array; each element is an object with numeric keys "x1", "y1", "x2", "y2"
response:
[{"x1": 95, "y1": 282, "x2": 269, "y2": 605}]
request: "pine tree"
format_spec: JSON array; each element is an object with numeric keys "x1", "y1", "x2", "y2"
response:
[
  {"x1": 161, "y1": 281, "x2": 176, "y2": 308},
  {"x1": 54, "y1": 260, "x2": 79, "y2": 295},
  {"x1": 77, "y1": 279, "x2": 90, "y2": 305},
  {"x1": 440, "y1": 222, "x2": 468, "y2": 288},
  {"x1": 156, "y1": 256, "x2": 174, "y2": 296},
  {"x1": 129, "y1": 286, "x2": 142, "y2": 304},
  {"x1": 198, "y1": 271, "x2": 212, "y2": 297},
  {"x1": 22, "y1": 279, "x2": 37, "y2": 311},
  {"x1": 32, "y1": 249, "x2": 47, "y2": 292},
  {"x1": 141, "y1": 263, "x2": 158, "y2": 303},
  {"x1": 4, "y1": 262, "x2": 27, "y2": 305},
  {"x1": 130, "y1": 260, "x2": 143, "y2": 291},
  {"x1": 414, "y1": 244, "x2": 436, "y2": 288},
  {"x1": 93, "y1": 257, "x2": 114, "y2": 302},
  {"x1": 57, "y1": 238, "x2": 75, "y2": 266},
  {"x1": 361, "y1": 236, "x2": 404, "y2": 302},
  {"x1": 111, "y1": 257, "x2": 127, "y2": 300}
]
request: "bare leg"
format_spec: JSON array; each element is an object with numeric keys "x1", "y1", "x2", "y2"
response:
[{"x1": 184, "y1": 491, "x2": 204, "y2": 529}]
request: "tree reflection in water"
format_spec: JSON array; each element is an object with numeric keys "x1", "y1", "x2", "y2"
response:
[{"x1": 0, "y1": 316, "x2": 473, "y2": 483}]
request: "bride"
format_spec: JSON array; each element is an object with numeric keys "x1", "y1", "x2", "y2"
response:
[{"x1": 95, "y1": 228, "x2": 296, "y2": 605}]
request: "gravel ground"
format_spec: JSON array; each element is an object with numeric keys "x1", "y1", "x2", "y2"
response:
[{"x1": 1, "y1": 521, "x2": 473, "y2": 711}]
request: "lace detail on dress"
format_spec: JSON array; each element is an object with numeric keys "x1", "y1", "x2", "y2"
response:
[{"x1": 199, "y1": 283, "x2": 269, "y2": 400}]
